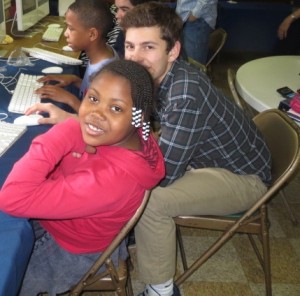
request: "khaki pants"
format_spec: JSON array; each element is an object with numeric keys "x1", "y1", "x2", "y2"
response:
[{"x1": 135, "y1": 168, "x2": 267, "y2": 284}]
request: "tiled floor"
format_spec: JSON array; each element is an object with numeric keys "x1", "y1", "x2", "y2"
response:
[{"x1": 81, "y1": 53, "x2": 300, "y2": 296}]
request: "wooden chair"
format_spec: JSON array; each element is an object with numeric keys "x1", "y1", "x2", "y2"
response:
[
  {"x1": 206, "y1": 28, "x2": 227, "y2": 78},
  {"x1": 227, "y1": 68, "x2": 298, "y2": 226},
  {"x1": 68, "y1": 190, "x2": 151, "y2": 296},
  {"x1": 174, "y1": 109, "x2": 300, "y2": 296}
]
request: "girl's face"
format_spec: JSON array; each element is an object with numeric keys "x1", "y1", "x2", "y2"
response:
[{"x1": 78, "y1": 72, "x2": 140, "y2": 149}]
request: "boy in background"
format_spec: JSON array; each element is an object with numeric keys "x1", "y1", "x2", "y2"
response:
[{"x1": 35, "y1": 0, "x2": 118, "y2": 114}]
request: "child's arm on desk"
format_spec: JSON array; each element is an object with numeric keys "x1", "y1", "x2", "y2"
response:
[
  {"x1": 37, "y1": 74, "x2": 82, "y2": 89},
  {"x1": 35, "y1": 85, "x2": 81, "y2": 112}
]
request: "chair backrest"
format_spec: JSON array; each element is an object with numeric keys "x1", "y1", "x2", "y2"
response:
[
  {"x1": 58, "y1": 0, "x2": 75, "y2": 16},
  {"x1": 227, "y1": 68, "x2": 243, "y2": 109},
  {"x1": 188, "y1": 57, "x2": 207, "y2": 73},
  {"x1": 227, "y1": 67, "x2": 256, "y2": 118},
  {"x1": 253, "y1": 109, "x2": 300, "y2": 186},
  {"x1": 206, "y1": 28, "x2": 227, "y2": 67},
  {"x1": 70, "y1": 190, "x2": 151, "y2": 295},
  {"x1": 210, "y1": 109, "x2": 300, "y2": 240}
]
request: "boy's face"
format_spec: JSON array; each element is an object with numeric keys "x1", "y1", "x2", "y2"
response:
[
  {"x1": 115, "y1": 0, "x2": 134, "y2": 23},
  {"x1": 64, "y1": 10, "x2": 91, "y2": 52},
  {"x1": 78, "y1": 72, "x2": 138, "y2": 149},
  {"x1": 125, "y1": 26, "x2": 179, "y2": 85}
]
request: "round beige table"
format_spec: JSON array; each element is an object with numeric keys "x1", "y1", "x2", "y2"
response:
[{"x1": 235, "y1": 56, "x2": 300, "y2": 112}]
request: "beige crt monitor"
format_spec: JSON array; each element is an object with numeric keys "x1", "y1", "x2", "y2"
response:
[
  {"x1": 0, "y1": 0, "x2": 5, "y2": 43},
  {"x1": 37, "y1": 0, "x2": 50, "y2": 21},
  {"x1": 0, "y1": 0, "x2": 7, "y2": 57},
  {"x1": 58, "y1": 0, "x2": 75, "y2": 16},
  {"x1": 15, "y1": 0, "x2": 39, "y2": 31}
]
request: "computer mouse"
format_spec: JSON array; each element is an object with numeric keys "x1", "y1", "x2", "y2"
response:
[
  {"x1": 14, "y1": 114, "x2": 43, "y2": 126},
  {"x1": 48, "y1": 24, "x2": 60, "y2": 28},
  {"x1": 62, "y1": 45, "x2": 73, "y2": 52},
  {"x1": 42, "y1": 66, "x2": 63, "y2": 74}
]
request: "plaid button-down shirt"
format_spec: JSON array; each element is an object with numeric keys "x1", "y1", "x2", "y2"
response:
[{"x1": 156, "y1": 59, "x2": 271, "y2": 187}]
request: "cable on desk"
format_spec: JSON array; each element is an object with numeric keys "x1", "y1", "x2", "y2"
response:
[
  {"x1": 10, "y1": 13, "x2": 42, "y2": 39},
  {"x1": 0, "y1": 68, "x2": 27, "y2": 94},
  {"x1": 37, "y1": 42, "x2": 63, "y2": 52},
  {"x1": 0, "y1": 113, "x2": 8, "y2": 121}
]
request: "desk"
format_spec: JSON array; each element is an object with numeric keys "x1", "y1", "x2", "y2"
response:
[
  {"x1": 2, "y1": 16, "x2": 80, "y2": 59},
  {"x1": 235, "y1": 56, "x2": 300, "y2": 112},
  {"x1": 0, "y1": 57, "x2": 79, "y2": 295},
  {"x1": 0, "y1": 211, "x2": 34, "y2": 296}
]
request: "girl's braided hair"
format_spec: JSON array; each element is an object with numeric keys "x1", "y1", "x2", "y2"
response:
[{"x1": 94, "y1": 60, "x2": 154, "y2": 123}]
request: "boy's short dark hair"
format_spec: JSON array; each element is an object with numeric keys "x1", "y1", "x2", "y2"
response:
[
  {"x1": 129, "y1": 0, "x2": 151, "y2": 7},
  {"x1": 68, "y1": 0, "x2": 114, "y2": 38},
  {"x1": 120, "y1": 1, "x2": 183, "y2": 52}
]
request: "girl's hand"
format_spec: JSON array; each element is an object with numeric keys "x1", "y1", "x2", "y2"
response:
[
  {"x1": 25, "y1": 102, "x2": 76, "y2": 125},
  {"x1": 72, "y1": 145, "x2": 97, "y2": 158}
]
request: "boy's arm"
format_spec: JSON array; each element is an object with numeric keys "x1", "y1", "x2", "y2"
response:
[
  {"x1": 35, "y1": 85, "x2": 81, "y2": 112},
  {"x1": 37, "y1": 74, "x2": 82, "y2": 88}
]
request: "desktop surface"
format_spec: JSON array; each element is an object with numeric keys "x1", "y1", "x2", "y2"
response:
[
  {"x1": 4, "y1": 15, "x2": 80, "y2": 60},
  {"x1": 0, "y1": 210, "x2": 34, "y2": 296},
  {"x1": 0, "y1": 56, "x2": 80, "y2": 295},
  {"x1": 0, "y1": 15, "x2": 81, "y2": 293},
  {"x1": 0, "y1": 58, "x2": 79, "y2": 186}
]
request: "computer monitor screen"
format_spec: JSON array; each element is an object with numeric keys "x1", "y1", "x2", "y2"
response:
[
  {"x1": 37, "y1": 0, "x2": 50, "y2": 21},
  {"x1": 0, "y1": 0, "x2": 6, "y2": 43},
  {"x1": 16, "y1": 0, "x2": 38, "y2": 31}
]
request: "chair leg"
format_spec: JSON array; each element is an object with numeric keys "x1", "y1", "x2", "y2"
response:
[
  {"x1": 261, "y1": 205, "x2": 272, "y2": 296},
  {"x1": 175, "y1": 231, "x2": 234, "y2": 285},
  {"x1": 126, "y1": 260, "x2": 134, "y2": 296},
  {"x1": 176, "y1": 225, "x2": 188, "y2": 271},
  {"x1": 280, "y1": 190, "x2": 298, "y2": 226},
  {"x1": 247, "y1": 234, "x2": 264, "y2": 268}
]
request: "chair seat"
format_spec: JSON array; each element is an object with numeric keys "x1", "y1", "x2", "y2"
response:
[{"x1": 174, "y1": 211, "x2": 261, "y2": 234}]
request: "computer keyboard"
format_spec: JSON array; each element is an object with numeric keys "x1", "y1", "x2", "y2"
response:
[
  {"x1": 22, "y1": 47, "x2": 83, "y2": 65},
  {"x1": 42, "y1": 26, "x2": 64, "y2": 42},
  {"x1": 0, "y1": 121, "x2": 27, "y2": 157},
  {"x1": 8, "y1": 73, "x2": 44, "y2": 114}
]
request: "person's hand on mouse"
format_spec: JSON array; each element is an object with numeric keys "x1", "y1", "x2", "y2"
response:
[
  {"x1": 35, "y1": 85, "x2": 81, "y2": 112},
  {"x1": 37, "y1": 74, "x2": 82, "y2": 88},
  {"x1": 25, "y1": 102, "x2": 77, "y2": 125}
]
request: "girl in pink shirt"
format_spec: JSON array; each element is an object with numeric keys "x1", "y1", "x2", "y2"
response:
[{"x1": 0, "y1": 59, "x2": 165, "y2": 296}]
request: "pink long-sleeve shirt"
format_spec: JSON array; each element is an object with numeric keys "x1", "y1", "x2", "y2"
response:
[{"x1": 0, "y1": 119, "x2": 165, "y2": 253}]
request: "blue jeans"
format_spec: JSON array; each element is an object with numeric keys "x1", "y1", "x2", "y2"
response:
[
  {"x1": 19, "y1": 221, "x2": 128, "y2": 296},
  {"x1": 182, "y1": 17, "x2": 213, "y2": 65}
]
